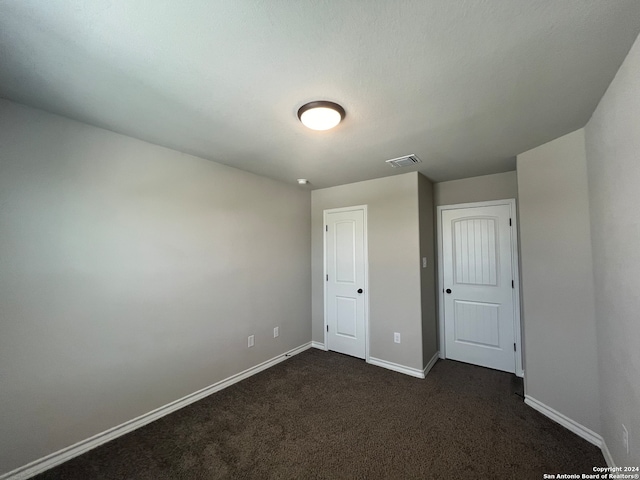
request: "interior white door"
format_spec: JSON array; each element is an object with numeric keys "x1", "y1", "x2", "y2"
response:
[
  {"x1": 442, "y1": 204, "x2": 516, "y2": 373},
  {"x1": 325, "y1": 208, "x2": 366, "y2": 359}
]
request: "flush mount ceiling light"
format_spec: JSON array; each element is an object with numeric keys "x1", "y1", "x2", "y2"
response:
[{"x1": 297, "y1": 101, "x2": 345, "y2": 131}]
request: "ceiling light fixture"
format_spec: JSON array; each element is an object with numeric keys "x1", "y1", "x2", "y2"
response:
[
  {"x1": 297, "y1": 101, "x2": 345, "y2": 131},
  {"x1": 297, "y1": 178, "x2": 309, "y2": 185}
]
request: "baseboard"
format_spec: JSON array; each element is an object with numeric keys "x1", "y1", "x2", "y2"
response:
[
  {"x1": 368, "y1": 356, "x2": 425, "y2": 379},
  {"x1": 1, "y1": 342, "x2": 312, "y2": 480},
  {"x1": 311, "y1": 341, "x2": 326, "y2": 350},
  {"x1": 423, "y1": 351, "x2": 440, "y2": 377},
  {"x1": 600, "y1": 439, "x2": 616, "y2": 469},
  {"x1": 524, "y1": 395, "x2": 602, "y2": 447}
]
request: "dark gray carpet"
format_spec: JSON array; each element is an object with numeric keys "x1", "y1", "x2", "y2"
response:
[{"x1": 33, "y1": 349, "x2": 604, "y2": 479}]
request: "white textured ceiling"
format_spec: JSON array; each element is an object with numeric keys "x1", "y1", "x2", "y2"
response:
[{"x1": 1, "y1": 1, "x2": 640, "y2": 188}]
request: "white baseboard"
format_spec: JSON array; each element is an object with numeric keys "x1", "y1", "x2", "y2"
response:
[
  {"x1": 601, "y1": 439, "x2": 616, "y2": 469},
  {"x1": 524, "y1": 395, "x2": 602, "y2": 447},
  {"x1": 368, "y1": 356, "x2": 425, "y2": 379},
  {"x1": 311, "y1": 341, "x2": 326, "y2": 350},
  {"x1": 1, "y1": 342, "x2": 312, "y2": 480},
  {"x1": 524, "y1": 395, "x2": 616, "y2": 467},
  {"x1": 423, "y1": 351, "x2": 440, "y2": 377}
]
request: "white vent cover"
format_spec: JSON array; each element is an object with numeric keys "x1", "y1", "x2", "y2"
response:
[{"x1": 385, "y1": 154, "x2": 422, "y2": 168}]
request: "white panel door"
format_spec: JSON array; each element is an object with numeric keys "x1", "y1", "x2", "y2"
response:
[
  {"x1": 442, "y1": 205, "x2": 516, "y2": 373},
  {"x1": 325, "y1": 208, "x2": 366, "y2": 359}
]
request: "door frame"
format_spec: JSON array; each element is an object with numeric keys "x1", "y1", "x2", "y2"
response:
[
  {"x1": 436, "y1": 199, "x2": 523, "y2": 377},
  {"x1": 323, "y1": 205, "x2": 370, "y2": 361}
]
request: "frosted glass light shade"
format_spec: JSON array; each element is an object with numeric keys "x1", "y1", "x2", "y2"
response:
[{"x1": 297, "y1": 101, "x2": 345, "y2": 131}]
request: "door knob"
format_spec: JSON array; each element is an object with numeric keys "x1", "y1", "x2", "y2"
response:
[
  {"x1": 357, "y1": 288, "x2": 363, "y2": 294},
  {"x1": 446, "y1": 288, "x2": 452, "y2": 294}
]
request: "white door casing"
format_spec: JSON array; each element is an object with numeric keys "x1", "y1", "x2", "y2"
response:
[
  {"x1": 324, "y1": 206, "x2": 368, "y2": 359},
  {"x1": 438, "y1": 200, "x2": 522, "y2": 376}
]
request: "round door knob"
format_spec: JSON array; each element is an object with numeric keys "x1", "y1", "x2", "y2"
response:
[
  {"x1": 446, "y1": 288, "x2": 452, "y2": 294},
  {"x1": 357, "y1": 288, "x2": 363, "y2": 294}
]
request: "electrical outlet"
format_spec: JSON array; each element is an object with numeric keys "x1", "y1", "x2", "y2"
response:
[
  {"x1": 422, "y1": 257, "x2": 427, "y2": 268},
  {"x1": 273, "y1": 326, "x2": 279, "y2": 338},
  {"x1": 622, "y1": 424, "x2": 629, "y2": 455},
  {"x1": 248, "y1": 335, "x2": 254, "y2": 348},
  {"x1": 394, "y1": 332, "x2": 401, "y2": 343}
]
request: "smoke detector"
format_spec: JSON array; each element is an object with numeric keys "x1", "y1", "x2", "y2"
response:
[{"x1": 385, "y1": 154, "x2": 422, "y2": 168}]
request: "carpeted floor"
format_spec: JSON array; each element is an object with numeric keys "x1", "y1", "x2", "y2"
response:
[{"x1": 33, "y1": 348, "x2": 604, "y2": 479}]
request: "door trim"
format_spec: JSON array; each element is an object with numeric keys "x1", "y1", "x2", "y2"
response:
[
  {"x1": 323, "y1": 205, "x2": 370, "y2": 362},
  {"x1": 436, "y1": 199, "x2": 523, "y2": 377}
]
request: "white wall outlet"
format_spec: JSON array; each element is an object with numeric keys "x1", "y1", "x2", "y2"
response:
[
  {"x1": 248, "y1": 335, "x2": 255, "y2": 348},
  {"x1": 622, "y1": 424, "x2": 629, "y2": 455},
  {"x1": 422, "y1": 257, "x2": 427, "y2": 268},
  {"x1": 394, "y1": 332, "x2": 401, "y2": 343},
  {"x1": 273, "y1": 326, "x2": 279, "y2": 338}
]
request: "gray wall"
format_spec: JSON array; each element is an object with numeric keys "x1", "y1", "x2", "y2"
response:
[
  {"x1": 311, "y1": 173, "x2": 423, "y2": 370},
  {"x1": 418, "y1": 174, "x2": 438, "y2": 367},
  {"x1": 585, "y1": 31, "x2": 640, "y2": 465},
  {"x1": 516, "y1": 129, "x2": 601, "y2": 433},
  {"x1": 434, "y1": 171, "x2": 518, "y2": 206},
  {"x1": 0, "y1": 100, "x2": 311, "y2": 475}
]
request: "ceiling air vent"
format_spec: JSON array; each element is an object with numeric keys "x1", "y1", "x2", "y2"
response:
[{"x1": 385, "y1": 154, "x2": 422, "y2": 168}]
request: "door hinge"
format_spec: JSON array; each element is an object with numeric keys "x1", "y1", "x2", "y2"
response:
[
  {"x1": 509, "y1": 218, "x2": 512, "y2": 226},
  {"x1": 327, "y1": 325, "x2": 329, "y2": 332},
  {"x1": 512, "y1": 280, "x2": 514, "y2": 288},
  {"x1": 514, "y1": 343, "x2": 516, "y2": 351},
  {"x1": 325, "y1": 225, "x2": 328, "y2": 232},
  {"x1": 326, "y1": 274, "x2": 328, "y2": 281}
]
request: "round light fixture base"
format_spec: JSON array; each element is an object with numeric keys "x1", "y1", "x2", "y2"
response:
[{"x1": 297, "y1": 101, "x2": 345, "y2": 131}]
